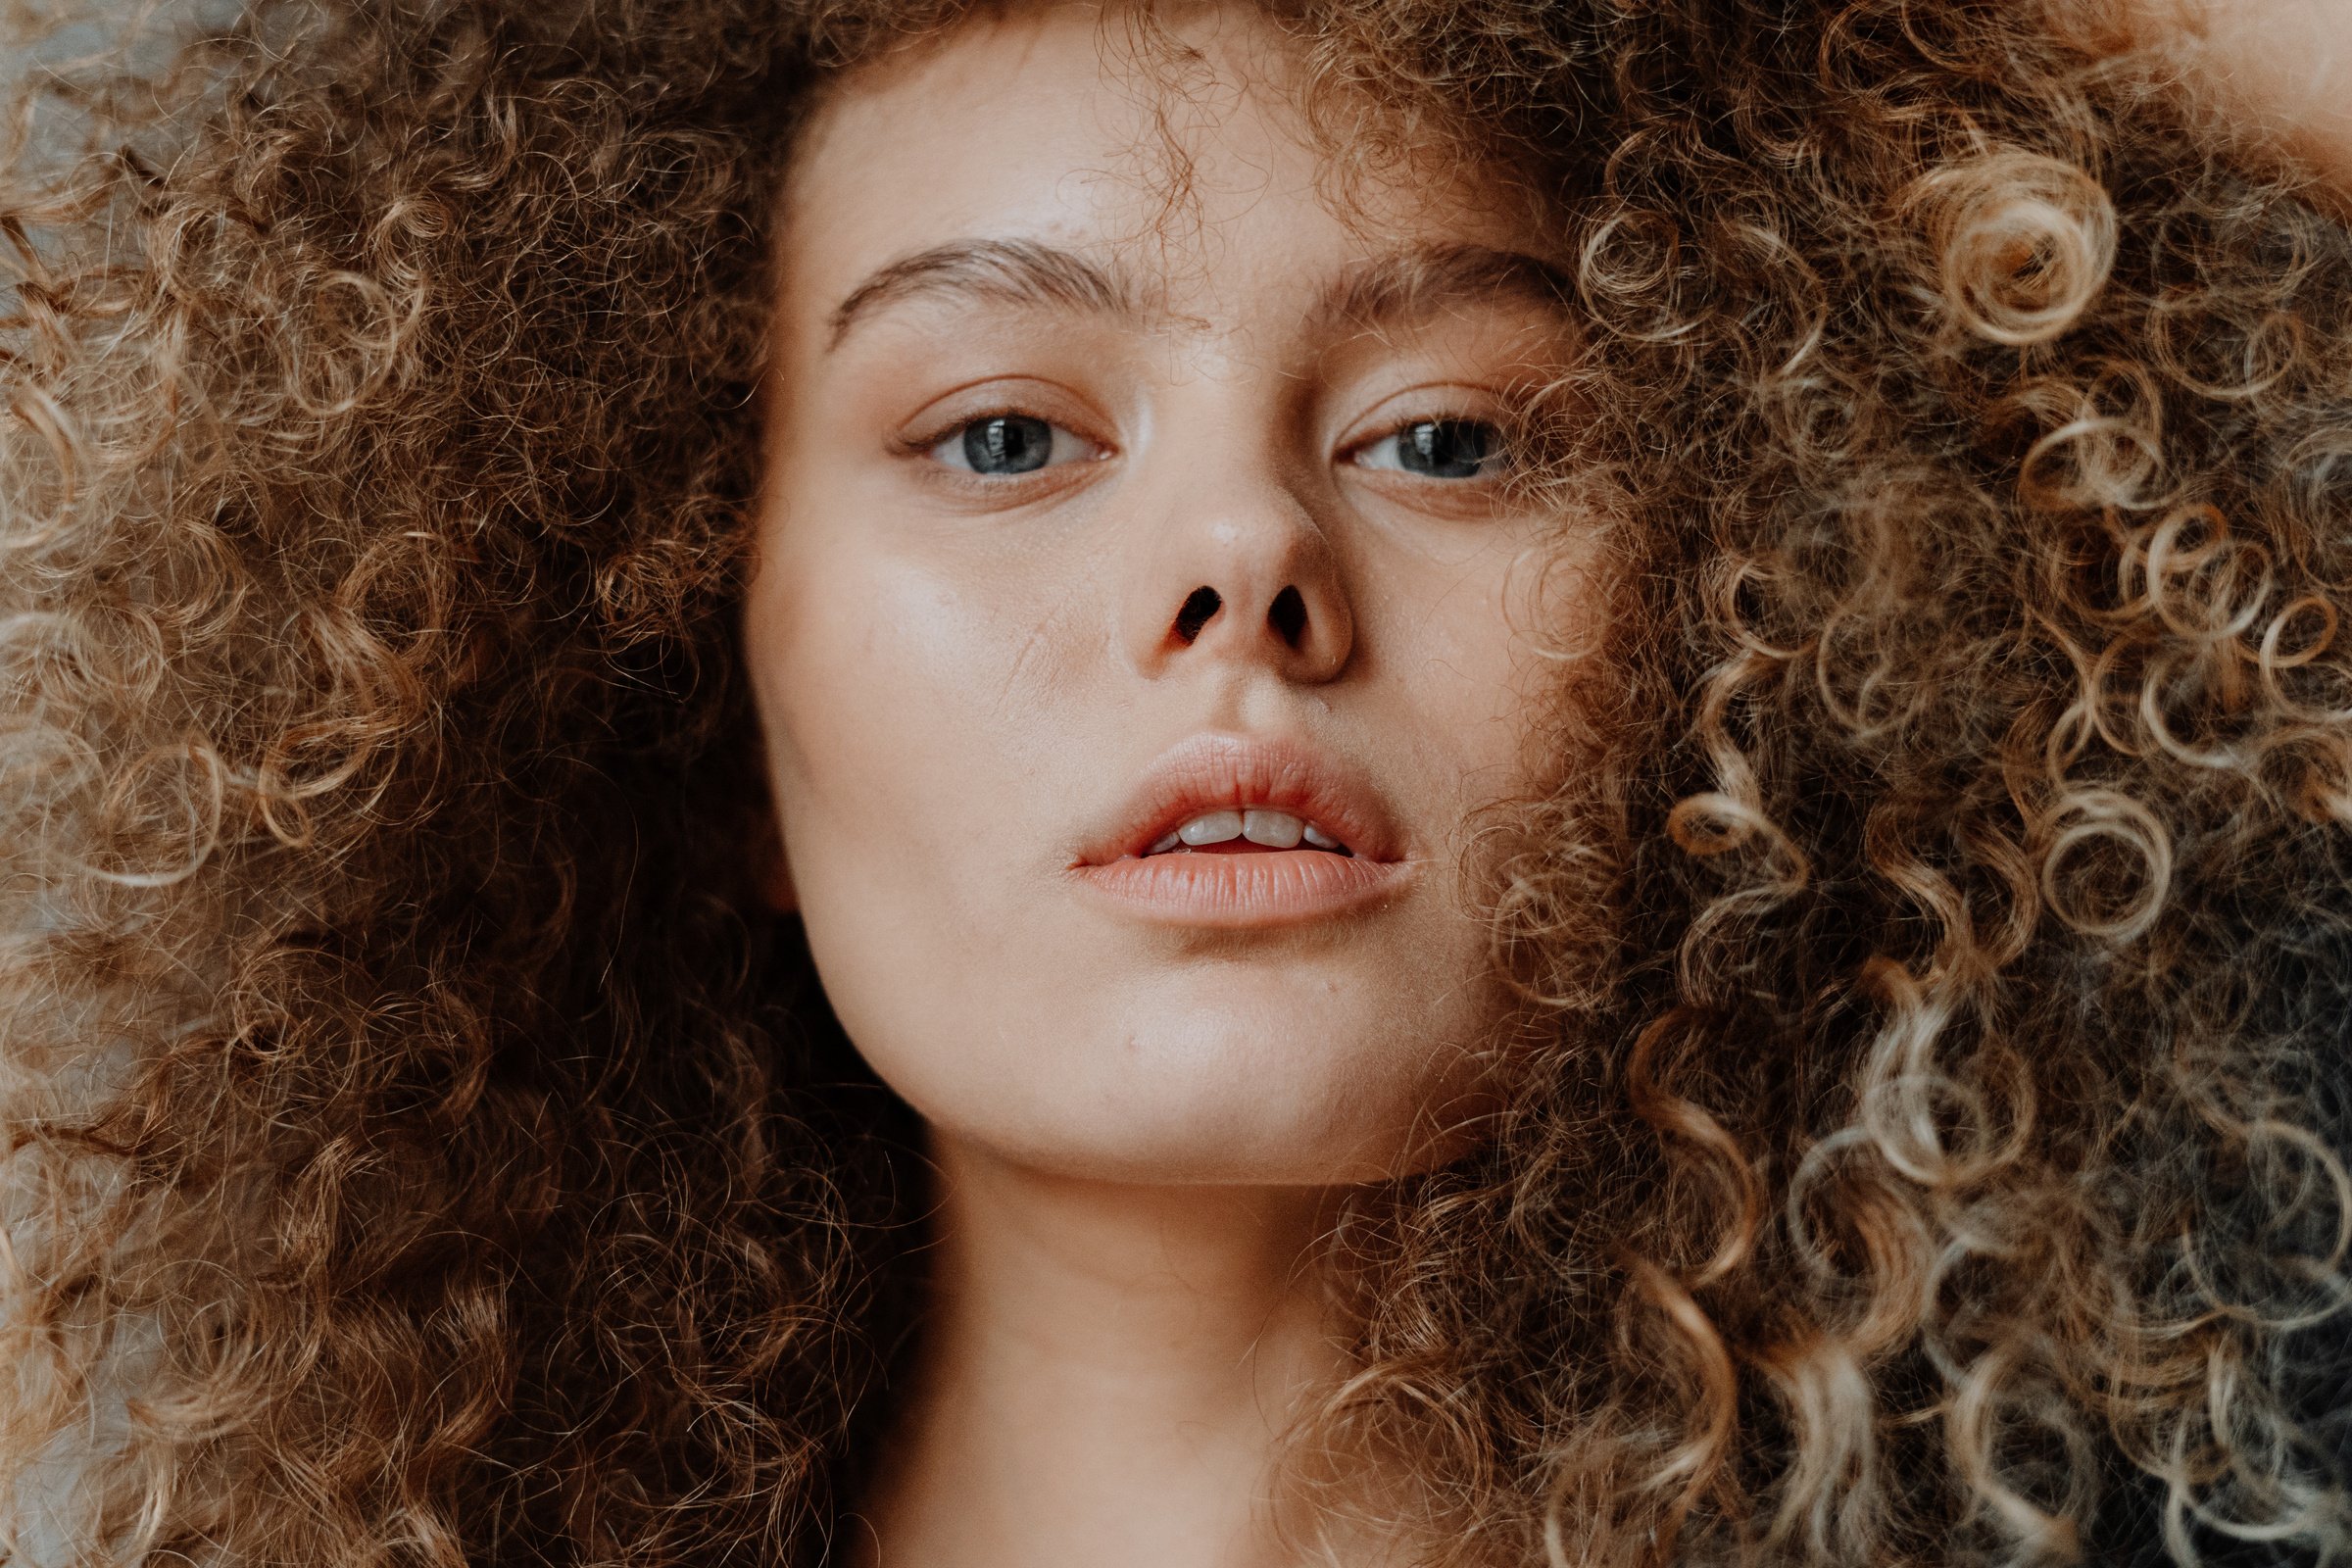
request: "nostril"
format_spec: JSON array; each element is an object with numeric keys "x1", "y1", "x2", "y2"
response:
[
  {"x1": 1267, "y1": 584, "x2": 1307, "y2": 649},
  {"x1": 1173, "y1": 586, "x2": 1221, "y2": 644}
]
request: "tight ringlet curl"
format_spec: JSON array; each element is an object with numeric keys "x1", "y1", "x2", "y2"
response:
[{"x1": 2, "y1": 0, "x2": 2349, "y2": 1565}]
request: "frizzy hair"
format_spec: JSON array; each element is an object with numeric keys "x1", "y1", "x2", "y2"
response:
[{"x1": 1, "y1": 0, "x2": 2348, "y2": 1564}]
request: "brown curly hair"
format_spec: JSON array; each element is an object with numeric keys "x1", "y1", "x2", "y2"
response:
[{"x1": 4, "y1": 0, "x2": 2349, "y2": 1563}]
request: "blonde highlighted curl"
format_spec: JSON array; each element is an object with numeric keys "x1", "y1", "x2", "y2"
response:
[{"x1": 2, "y1": 1, "x2": 2348, "y2": 1564}]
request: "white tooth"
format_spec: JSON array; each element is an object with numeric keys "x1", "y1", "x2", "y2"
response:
[
  {"x1": 1241, "y1": 809, "x2": 1303, "y2": 849},
  {"x1": 1301, "y1": 823, "x2": 1342, "y2": 850},
  {"x1": 1177, "y1": 809, "x2": 1245, "y2": 847},
  {"x1": 1148, "y1": 832, "x2": 1181, "y2": 855}
]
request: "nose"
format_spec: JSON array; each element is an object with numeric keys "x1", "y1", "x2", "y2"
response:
[{"x1": 1119, "y1": 466, "x2": 1353, "y2": 685}]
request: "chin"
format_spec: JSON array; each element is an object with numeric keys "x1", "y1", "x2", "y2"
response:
[{"x1": 915, "y1": 989, "x2": 1499, "y2": 1187}]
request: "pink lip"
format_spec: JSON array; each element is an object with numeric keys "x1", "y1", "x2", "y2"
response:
[{"x1": 1066, "y1": 734, "x2": 1416, "y2": 928}]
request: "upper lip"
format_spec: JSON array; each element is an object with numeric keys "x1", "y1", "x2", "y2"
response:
[{"x1": 1071, "y1": 733, "x2": 1407, "y2": 867}]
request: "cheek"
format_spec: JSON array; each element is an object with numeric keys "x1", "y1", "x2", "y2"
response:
[
  {"x1": 739, "y1": 504, "x2": 1569, "y2": 1186},
  {"x1": 1386, "y1": 542, "x2": 1564, "y2": 813},
  {"x1": 742, "y1": 515, "x2": 1117, "y2": 1035},
  {"x1": 748, "y1": 533, "x2": 1029, "y2": 894}
]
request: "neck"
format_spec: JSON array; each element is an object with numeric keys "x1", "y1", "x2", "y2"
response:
[{"x1": 855, "y1": 1135, "x2": 1355, "y2": 1568}]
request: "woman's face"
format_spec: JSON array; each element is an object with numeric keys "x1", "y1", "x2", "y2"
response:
[{"x1": 747, "y1": 1, "x2": 1586, "y2": 1185}]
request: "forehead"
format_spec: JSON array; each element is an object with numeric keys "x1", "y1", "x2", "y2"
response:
[{"x1": 776, "y1": 1, "x2": 1543, "y2": 327}]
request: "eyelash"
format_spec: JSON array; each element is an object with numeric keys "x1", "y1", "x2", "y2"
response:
[
  {"x1": 912, "y1": 411, "x2": 1105, "y2": 477},
  {"x1": 1346, "y1": 415, "x2": 1514, "y2": 480},
  {"x1": 899, "y1": 407, "x2": 1518, "y2": 483}
]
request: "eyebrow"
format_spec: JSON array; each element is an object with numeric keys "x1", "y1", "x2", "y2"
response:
[
  {"x1": 825, "y1": 239, "x2": 1135, "y2": 350},
  {"x1": 1317, "y1": 243, "x2": 1576, "y2": 333},
  {"x1": 821, "y1": 237, "x2": 1574, "y2": 351}
]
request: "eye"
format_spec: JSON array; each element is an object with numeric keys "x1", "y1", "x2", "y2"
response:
[
  {"x1": 1352, "y1": 417, "x2": 1509, "y2": 480},
  {"x1": 929, "y1": 414, "x2": 1101, "y2": 476}
]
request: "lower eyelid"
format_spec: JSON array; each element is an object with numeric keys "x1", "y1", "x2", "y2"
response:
[
  {"x1": 925, "y1": 416, "x2": 1101, "y2": 472},
  {"x1": 1349, "y1": 421, "x2": 1512, "y2": 477}
]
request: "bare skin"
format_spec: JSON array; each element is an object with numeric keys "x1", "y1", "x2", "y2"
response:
[
  {"x1": 2064, "y1": 0, "x2": 2352, "y2": 194},
  {"x1": 747, "y1": 7, "x2": 1578, "y2": 1565},
  {"x1": 740, "y1": 5, "x2": 2352, "y2": 1567},
  {"x1": 860, "y1": 1153, "x2": 1354, "y2": 1567},
  {"x1": 2177, "y1": 0, "x2": 2352, "y2": 180}
]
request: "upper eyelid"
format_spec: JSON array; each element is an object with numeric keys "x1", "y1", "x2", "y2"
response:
[
  {"x1": 907, "y1": 410, "x2": 1105, "y2": 463},
  {"x1": 1343, "y1": 410, "x2": 1514, "y2": 460},
  {"x1": 1338, "y1": 378, "x2": 1522, "y2": 430},
  {"x1": 897, "y1": 382, "x2": 1110, "y2": 448},
  {"x1": 889, "y1": 375, "x2": 1526, "y2": 461},
  {"x1": 1348, "y1": 418, "x2": 1512, "y2": 475},
  {"x1": 903, "y1": 411, "x2": 1512, "y2": 467},
  {"x1": 911, "y1": 413, "x2": 1111, "y2": 489}
]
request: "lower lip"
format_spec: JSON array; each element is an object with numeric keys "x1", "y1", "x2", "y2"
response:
[{"x1": 1069, "y1": 850, "x2": 1413, "y2": 927}]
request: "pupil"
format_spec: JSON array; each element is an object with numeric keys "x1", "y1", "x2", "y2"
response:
[
  {"x1": 1399, "y1": 419, "x2": 1497, "y2": 479},
  {"x1": 964, "y1": 415, "x2": 1053, "y2": 474}
]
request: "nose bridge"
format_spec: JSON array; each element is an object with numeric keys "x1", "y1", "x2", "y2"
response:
[{"x1": 1120, "y1": 436, "x2": 1351, "y2": 682}]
